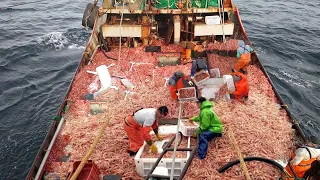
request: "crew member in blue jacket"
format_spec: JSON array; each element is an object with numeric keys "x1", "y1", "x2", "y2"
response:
[{"x1": 191, "y1": 58, "x2": 208, "y2": 77}]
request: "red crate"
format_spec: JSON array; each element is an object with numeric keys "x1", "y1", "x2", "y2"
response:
[{"x1": 69, "y1": 160, "x2": 100, "y2": 180}]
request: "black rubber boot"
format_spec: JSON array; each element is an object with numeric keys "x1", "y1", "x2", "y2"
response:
[{"x1": 127, "y1": 150, "x2": 137, "y2": 156}]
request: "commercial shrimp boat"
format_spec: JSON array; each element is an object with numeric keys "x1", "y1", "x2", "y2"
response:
[{"x1": 27, "y1": 0, "x2": 308, "y2": 179}]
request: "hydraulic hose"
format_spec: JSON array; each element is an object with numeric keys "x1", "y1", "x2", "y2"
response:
[
  {"x1": 98, "y1": 27, "x2": 117, "y2": 61},
  {"x1": 218, "y1": 156, "x2": 285, "y2": 173}
]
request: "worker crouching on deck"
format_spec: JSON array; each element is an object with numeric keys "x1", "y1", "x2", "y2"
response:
[
  {"x1": 190, "y1": 58, "x2": 208, "y2": 77},
  {"x1": 168, "y1": 71, "x2": 193, "y2": 100},
  {"x1": 229, "y1": 71, "x2": 249, "y2": 100},
  {"x1": 189, "y1": 97, "x2": 223, "y2": 159},
  {"x1": 234, "y1": 40, "x2": 254, "y2": 73},
  {"x1": 282, "y1": 136, "x2": 320, "y2": 180},
  {"x1": 123, "y1": 106, "x2": 169, "y2": 156}
]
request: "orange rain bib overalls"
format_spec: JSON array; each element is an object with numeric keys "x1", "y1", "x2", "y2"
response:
[
  {"x1": 235, "y1": 53, "x2": 251, "y2": 72},
  {"x1": 282, "y1": 148, "x2": 317, "y2": 179},
  {"x1": 123, "y1": 115, "x2": 158, "y2": 153}
]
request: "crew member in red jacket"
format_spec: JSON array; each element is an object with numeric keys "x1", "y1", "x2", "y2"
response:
[
  {"x1": 123, "y1": 106, "x2": 169, "y2": 156},
  {"x1": 168, "y1": 71, "x2": 193, "y2": 100},
  {"x1": 229, "y1": 71, "x2": 249, "y2": 100}
]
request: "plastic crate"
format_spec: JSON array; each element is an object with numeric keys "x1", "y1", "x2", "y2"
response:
[
  {"x1": 197, "y1": 86, "x2": 219, "y2": 100},
  {"x1": 69, "y1": 160, "x2": 100, "y2": 180},
  {"x1": 209, "y1": 68, "x2": 220, "y2": 78},
  {"x1": 178, "y1": 87, "x2": 197, "y2": 101},
  {"x1": 205, "y1": 16, "x2": 221, "y2": 25},
  {"x1": 179, "y1": 119, "x2": 199, "y2": 137},
  {"x1": 199, "y1": 78, "x2": 224, "y2": 87},
  {"x1": 197, "y1": 78, "x2": 225, "y2": 99},
  {"x1": 134, "y1": 138, "x2": 190, "y2": 177},
  {"x1": 192, "y1": 71, "x2": 210, "y2": 86}
]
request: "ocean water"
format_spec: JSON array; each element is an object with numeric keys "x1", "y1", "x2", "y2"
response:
[{"x1": 0, "y1": 0, "x2": 319, "y2": 179}]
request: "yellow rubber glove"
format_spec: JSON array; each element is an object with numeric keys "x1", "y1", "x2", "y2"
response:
[
  {"x1": 150, "y1": 143, "x2": 158, "y2": 154},
  {"x1": 192, "y1": 132, "x2": 197, "y2": 138},
  {"x1": 156, "y1": 134, "x2": 163, "y2": 141}
]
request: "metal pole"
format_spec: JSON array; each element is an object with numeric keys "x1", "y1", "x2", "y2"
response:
[
  {"x1": 221, "y1": 0, "x2": 226, "y2": 42},
  {"x1": 34, "y1": 118, "x2": 65, "y2": 180},
  {"x1": 178, "y1": 145, "x2": 197, "y2": 180},
  {"x1": 169, "y1": 101, "x2": 182, "y2": 180}
]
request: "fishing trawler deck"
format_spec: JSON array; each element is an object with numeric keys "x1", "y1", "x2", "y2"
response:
[
  {"x1": 25, "y1": 0, "x2": 308, "y2": 179},
  {"x1": 42, "y1": 39, "x2": 299, "y2": 179}
]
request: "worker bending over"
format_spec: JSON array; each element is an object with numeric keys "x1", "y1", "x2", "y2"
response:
[
  {"x1": 229, "y1": 71, "x2": 249, "y2": 100},
  {"x1": 283, "y1": 136, "x2": 320, "y2": 179},
  {"x1": 123, "y1": 106, "x2": 169, "y2": 156},
  {"x1": 190, "y1": 97, "x2": 223, "y2": 159},
  {"x1": 234, "y1": 40, "x2": 254, "y2": 73},
  {"x1": 303, "y1": 157, "x2": 320, "y2": 180},
  {"x1": 191, "y1": 58, "x2": 208, "y2": 77},
  {"x1": 168, "y1": 71, "x2": 193, "y2": 100}
]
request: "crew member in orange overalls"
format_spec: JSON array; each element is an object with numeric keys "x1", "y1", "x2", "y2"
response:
[
  {"x1": 168, "y1": 71, "x2": 193, "y2": 100},
  {"x1": 181, "y1": 41, "x2": 199, "y2": 63},
  {"x1": 282, "y1": 136, "x2": 320, "y2": 180},
  {"x1": 234, "y1": 40, "x2": 254, "y2": 73},
  {"x1": 123, "y1": 106, "x2": 169, "y2": 156},
  {"x1": 303, "y1": 158, "x2": 320, "y2": 180},
  {"x1": 229, "y1": 71, "x2": 249, "y2": 100}
]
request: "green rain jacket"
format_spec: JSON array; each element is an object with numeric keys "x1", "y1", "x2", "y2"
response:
[{"x1": 191, "y1": 100, "x2": 223, "y2": 135}]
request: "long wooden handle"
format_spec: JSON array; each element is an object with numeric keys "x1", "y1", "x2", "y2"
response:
[
  {"x1": 228, "y1": 127, "x2": 252, "y2": 180},
  {"x1": 69, "y1": 116, "x2": 110, "y2": 180}
]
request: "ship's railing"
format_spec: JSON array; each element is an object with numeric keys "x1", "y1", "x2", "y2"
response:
[{"x1": 26, "y1": 8, "x2": 102, "y2": 180}]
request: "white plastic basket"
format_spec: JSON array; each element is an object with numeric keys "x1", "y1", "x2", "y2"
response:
[
  {"x1": 134, "y1": 137, "x2": 190, "y2": 177},
  {"x1": 179, "y1": 119, "x2": 199, "y2": 137},
  {"x1": 209, "y1": 68, "x2": 221, "y2": 78},
  {"x1": 199, "y1": 78, "x2": 224, "y2": 87},
  {"x1": 178, "y1": 87, "x2": 197, "y2": 101},
  {"x1": 205, "y1": 16, "x2": 221, "y2": 25},
  {"x1": 192, "y1": 71, "x2": 210, "y2": 86}
]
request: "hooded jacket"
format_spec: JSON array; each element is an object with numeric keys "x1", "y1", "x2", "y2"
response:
[
  {"x1": 169, "y1": 72, "x2": 192, "y2": 100},
  {"x1": 235, "y1": 41, "x2": 253, "y2": 71},
  {"x1": 191, "y1": 100, "x2": 223, "y2": 135}
]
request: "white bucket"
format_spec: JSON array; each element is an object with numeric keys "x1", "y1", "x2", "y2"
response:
[{"x1": 223, "y1": 75, "x2": 235, "y2": 92}]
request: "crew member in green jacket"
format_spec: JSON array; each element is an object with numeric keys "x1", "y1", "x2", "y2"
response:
[{"x1": 190, "y1": 97, "x2": 223, "y2": 159}]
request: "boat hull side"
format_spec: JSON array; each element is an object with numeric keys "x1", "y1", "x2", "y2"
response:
[
  {"x1": 26, "y1": 11, "x2": 101, "y2": 180},
  {"x1": 234, "y1": 7, "x2": 306, "y2": 142}
]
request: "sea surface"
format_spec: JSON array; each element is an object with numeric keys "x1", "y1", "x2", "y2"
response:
[{"x1": 0, "y1": 0, "x2": 319, "y2": 179}]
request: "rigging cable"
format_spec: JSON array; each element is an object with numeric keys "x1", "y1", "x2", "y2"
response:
[{"x1": 222, "y1": 0, "x2": 225, "y2": 42}]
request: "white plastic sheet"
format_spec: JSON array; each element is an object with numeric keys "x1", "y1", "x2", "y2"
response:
[{"x1": 96, "y1": 65, "x2": 111, "y2": 92}]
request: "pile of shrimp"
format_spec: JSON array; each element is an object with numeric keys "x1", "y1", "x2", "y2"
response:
[{"x1": 45, "y1": 40, "x2": 296, "y2": 179}]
